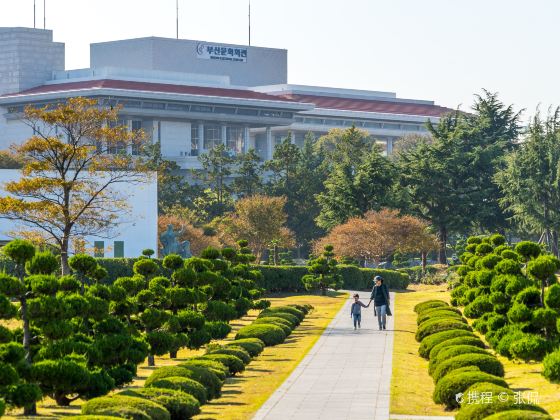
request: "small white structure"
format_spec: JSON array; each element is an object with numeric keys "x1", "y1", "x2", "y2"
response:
[{"x1": 0, "y1": 169, "x2": 158, "y2": 258}]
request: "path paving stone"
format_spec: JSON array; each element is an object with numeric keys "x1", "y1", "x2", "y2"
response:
[{"x1": 253, "y1": 290, "x2": 395, "y2": 420}]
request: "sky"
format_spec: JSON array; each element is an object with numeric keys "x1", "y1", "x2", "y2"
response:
[{"x1": 1, "y1": 0, "x2": 559, "y2": 120}]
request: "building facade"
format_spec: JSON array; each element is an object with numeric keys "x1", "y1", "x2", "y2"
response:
[{"x1": 0, "y1": 28, "x2": 452, "y2": 166}]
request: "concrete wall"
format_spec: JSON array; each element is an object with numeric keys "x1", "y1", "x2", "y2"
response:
[
  {"x1": 91, "y1": 37, "x2": 287, "y2": 87},
  {"x1": 0, "y1": 169, "x2": 158, "y2": 258},
  {"x1": 0, "y1": 28, "x2": 64, "y2": 95}
]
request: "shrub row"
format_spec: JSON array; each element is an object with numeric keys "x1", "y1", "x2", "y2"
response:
[
  {"x1": 415, "y1": 299, "x2": 552, "y2": 419},
  {"x1": 81, "y1": 303, "x2": 313, "y2": 419}
]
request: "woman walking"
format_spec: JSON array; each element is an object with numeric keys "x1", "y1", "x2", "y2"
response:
[{"x1": 369, "y1": 276, "x2": 390, "y2": 330}]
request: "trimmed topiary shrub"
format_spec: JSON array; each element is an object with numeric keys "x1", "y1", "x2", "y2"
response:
[
  {"x1": 261, "y1": 306, "x2": 304, "y2": 321},
  {"x1": 429, "y1": 345, "x2": 489, "y2": 375},
  {"x1": 495, "y1": 259, "x2": 521, "y2": 275},
  {"x1": 433, "y1": 370, "x2": 508, "y2": 408},
  {"x1": 483, "y1": 411, "x2": 552, "y2": 420},
  {"x1": 144, "y1": 367, "x2": 195, "y2": 387},
  {"x1": 432, "y1": 353, "x2": 504, "y2": 383},
  {"x1": 253, "y1": 317, "x2": 293, "y2": 335},
  {"x1": 507, "y1": 302, "x2": 532, "y2": 323},
  {"x1": 204, "y1": 321, "x2": 232, "y2": 340},
  {"x1": 175, "y1": 365, "x2": 223, "y2": 399},
  {"x1": 227, "y1": 338, "x2": 265, "y2": 357},
  {"x1": 208, "y1": 346, "x2": 251, "y2": 365},
  {"x1": 456, "y1": 398, "x2": 548, "y2": 420},
  {"x1": 236, "y1": 324, "x2": 287, "y2": 346},
  {"x1": 257, "y1": 311, "x2": 299, "y2": 327},
  {"x1": 509, "y1": 334, "x2": 550, "y2": 362},
  {"x1": 428, "y1": 336, "x2": 486, "y2": 360},
  {"x1": 417, "y1": 310, "x2": 463, "y2": 325},
  {"x1": 178, "y1": 360, "x2": 228, "y2": 382},
  {"x1": 196, "y1": 354, "x2": 245, "y2": 375},
  {"x1": 119, "y1": 388, "x2": 201, "y2": 420},
  {"x1": 146, "y1": 377, "x2": 207, "y2": 404},
  {"x1": 418, "y1": 329, "x2": 475, "y2": 358},
  {"x1": 415, "y1": 318, "x2": 471, "y2": 342},
  {"x1": 515, "y1": 241, "x2": 542, "y2": 261},
  {"x1": 464, "y1": 296, "x2": 493, "y2": 319},
  {"x1": 82, "y1": 395, "x2": 170, "y2": 420},
  {"x1": 542, "y1": 349, "x2": 560, "y2": 383},
  {"x1": 414, "y1": 300, "x2": 449, "y2": 314}
]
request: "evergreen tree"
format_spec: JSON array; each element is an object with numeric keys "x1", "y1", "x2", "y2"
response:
[{"x1": 232, "y1": 148, "x2": 264, "y2": 198}]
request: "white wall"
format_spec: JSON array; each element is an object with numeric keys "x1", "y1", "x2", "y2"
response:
[
  {"x1": 160, "y1": 120, "x2": 191, "y2": 157},
  {"x1": 0, "y1": 169, "x2": 158, "y2": 258},
  {"x1": 0, "y1": 118, "x2": 33, "y2": 150}
]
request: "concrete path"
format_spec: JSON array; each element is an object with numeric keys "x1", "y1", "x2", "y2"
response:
[{"x1": 253, "y1": 291, "x2": 395, "y2": 420}]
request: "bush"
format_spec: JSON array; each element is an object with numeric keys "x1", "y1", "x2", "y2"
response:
[
  {"x1": 146, "y1": 377, "x2": 207, "y2": 404},
  {"x1": 119, "y1": 388, "x2": 200, "y2": 420},
  {"x1": 464, "y1": 296, "x2": 493, "y2": 319},
  {"x1": 82, "y1": 395, "x2": 170, "y2": 420},
  {"x1": 501, "y1": 250, "x2": 520, "y2": 261},
  {"x1": 433, "y1": 370, "x2": 508, "y2": 408},
  {"x1": 179, "y1": 360, "x2": 228, "y2": 381},
  {"x1": 495, "y1": 328, "x2": 525, "y2": 357},
  {"x1": 145, "y1": 367, "x2": 196, "y2": 387},
  {"x1": 516, "y1": 287, "x2": 542, "y2": 307},
  {"x1": 432, "y1": 353, "x2": 504, "y2": 383},
  {"x1": 204, "y1": 321, "x2": 232, "y2": 340},
  {"x1": 228, "y1": 338, "x2": 265, "y2": 357},
  {"x1": 204, "y1": 300, "x2": 237, "y2": 322},
  {"x1": 476, "y1": 256, "x2": 502, "y2": 271},
  {"x1": 515, "y1": 241, "x2": 542, "y2": 261},
  {"x1": 417, "y1": 310, "x2": 463, "y2": 326},
  {"x1": 507, "y1": 302, "x2": 532, "y2": 323},
  {"x1": 418, "y1": 329, "x2": 475, "y2": 358},
  {"x1": 542, "y1": 349, "x2": 560, "y2": 383},
  {"x1": 475, "y1": 243, "x2": 493, "y2": 256},
  {"x1": 428, "y1": 345, "x2": 489, "y2": 375},
  {"x1": 456, "y1": 399, "x2": 548, "y2": 420},
  {"x1": 545, "y1": 284, "x2": 560, "y2": 310},
  {"x1": 253, "y1": 317, "x2": 293, "y2": 335},
  {"x1": 428, "y1": 336, "x2": 486, "y2": 360},
  {"x1": 532, "y1": 308, "x2": 557, "y2": 333},
  {"x1": 196, "y1": 354, "x2": 245, "y2": 375},
  {"x1": 510, "y1": 334, "x2": 550, "y2": 362},
  {"x1": 414, "y1": 300, "x2": 449, "y2": 314},
  {"x1": 337, "y1": 265, "x2": 410, "y2": 290},
  {"x1": 209, "y1": 346, "x2": 251, "y2": 365},
  {"x1": 495, "y1": 259, "x2": 521, "y2": 275},
  {"x1": 258, "y1": 311, "x2": 299, "y2": 327},
  {"x1": 236, "y1": 324, "x2": 286, "y2": 346},
  {"x1": 263, "y1": 306, "x2": 305, "y2": 321},
  {"x1": 415, "y1": 318, "x2": 471, "y2": 342},
  {"x1": 483, "y1": 411, "x2": 552, "y2": 420}
]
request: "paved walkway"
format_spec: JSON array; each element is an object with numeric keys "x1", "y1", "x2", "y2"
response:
[{"x1": 253, "y1": 291, "x2": 395, "y2": 420}]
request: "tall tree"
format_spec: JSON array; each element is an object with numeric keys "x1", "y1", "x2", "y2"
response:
[
  {"x1": 231, "y1": 148, "x2": 263, "y2": 198},
  {"x1": 0, "y1": 98, "x2": 148, "y2": 273},
  {"x1": 496, "y1": 109, "x2": 560, "y2": 256}
]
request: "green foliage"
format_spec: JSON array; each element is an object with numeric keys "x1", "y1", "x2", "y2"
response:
[
  {"x1": 26, "y1": 251, "x2": 59, "y2": 275},
  {"x1": 197, "y1": 353, "x2": 245, "y2": 375},
  {"x1": 428, "y1": 336, "x2": 486, "y2": 360},
  {"x1": 414, "y1": 300, "x2": 449, "y2": 314},
  {"x1": 236, "y1": 323, "x2": 286, "y2": 346},
  {"x1": 82, "y1": 395, "x2": 170, "y2": 420},
  {"x1": 226, "y1": 338, "x2": 265, "y2": 357},
  {"x1": 133, "y1": 258, "x2": 160, "y2": 279},
  {"x1": 494, "y1": 259, "x2": 521, "y2": 275},
  {"x1": 509, "y1": 334, "x2": 550, "y2": 362},
  {"x1": 545, "y1": 284, "x2": 560, "y2": 310},
  {"x1": 433, "y1": 370, "x2": 508, "y2": 408},
  {"x1": 418, "y1": 329, "x2": 475, "y2": 358},
  {"x1": 464, "y1": 296, "x2": 493, "y2": 318},
  {"x1": 542, "y1": 349, "x2": 560, "y2": 383},
  {"x1": 119, "y1": 387, "x2": 200, "y2": 420},
  {"x1": 515, "y1": 241, "x2": 542, "y2": 261},
  {"x1": 456, "y1": 399, "x2": 548, "y2": 420},
  {"x1": 428, "y1": 345, "x2": 489, "y2": 375},
  {"x1": 415, "y1": 318, "x2": 472, "y2": 342},
  {"x1": 147, "y1": 377, "x2": 207, "y2": 404},
  {"x1": 302, "y1": 245, "x2": 343, "y2": 294},
  {"x1": 2, "y1": 239, "x2": 35, "y2": 266},
  {"x1": 204, "y1": 321, "x2": 232, "y2": 340},
  {"x1": 483, "y1": 411, "x2": 552, "y2": 420},
  {"x1": 431, "y1": 353, "x2": 504, "y2": 383},
  {"x1": 209, "y1": 346, "x2": 251, "y2": 365}
]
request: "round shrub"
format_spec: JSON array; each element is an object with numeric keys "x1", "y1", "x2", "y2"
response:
[
  {"x1": 8, "y1": 383, "x2": 42, "y2": 409},
  {"x1": 147, "y1": 377, "x2": 207, "y2": 404},
  {"x1": 509, "y1": 334, "x2": 550, "y2": 362},
  {"x1": 418, "y1": 329, "x2": 475, "y2": 358},
  {"x1": 489, "y1": 292, "x2": 509, "y2": 314},
  {"x1": 179, "y1": 359, "x2": 228, "y2": 381},
  {"x1": 476, "y1": 256, "x2": 502, "y2": 271},
  {"x1": 269, "y1": 305, "x2": 305, "y2": 321},
  {"x1": 545, "y1": 284, "x2": 560, "y2": 310},
  {"x1": 495, "y1": 328, "x2": 525, "y2": 358},
  {"x1": 432, "y1": 353, "x2": 504, "y2": 383},
  {"x1": 456, "y1": 265, "x2": 472, "y2": 276},
  {"x1": 467, "y1": 236, "x2": 483, "y2": 245},
  {"x1": 456, "y1": 398, "x2": 548, "y2": 420},
  {"x1": 484, "y1": 411, "x2": 552, "y2": 420},
  {"x1": 515, "y1": 241, "x2": 542, "y2": 261},
  {"x1": 228, "y1": 338, "x2": 265, "y2": 357},
  {"x1": 428, "y1": 336, "x2": 486, "y2": 360},
  {"x1": 475, "y1": 243, "x2": 493, "y2": 256},
  {"x1": 236, "y1": 324, "x2": 286, "y2": 346},
  {"x1": 82, "y1": 395, "x2": 170, "y2": 420},
  {"x1": 532, "y1": 308, "x2": 557, "y2": 333},
  {"x1": 433, "y1": 370, "x2": 508, "y2": 408},
  {"x1": 464, "y1": 296, "x2": 493, "y2": 319},
  {"x1": 490, "y1": 234, "x2": 506, "y2": 246},
  {"x1": 3, "y1": 239, "x2": 35, "y2": 264},
  {"x1": 204, "y1": 300, "x2": 237, "y2": 322},
  {"x1": 416, "y1": 318, "x2": 471, "y2": 342},
  {"x1": 178, "y1": 365, "x2": 223, "y2": 399},
  {"x1": 145, "y1": 367, "x2": 196, "y2": 387},
  {"x1": 414, "y1": 300, "x2": 449, "y2": 314},
  {"x1": 475, "y1": 270, "x2": 494, "y2": 286},
  {"x1": 486, "y1": 314, "x2": 507, "y2": 331},
  {"x1": 204, "y1": 321, "x2": 232, "y2": 340},
  {"x1": 495, "y1": 259, "x2": 521, "y2": 275},
  {"x1": 429, "y1": 345, "x2": 489, "y2": 375},
  {"x1": 258, "y1": 311, "x2": 299, "y2": 327},
  {"x1": 253, "y1": 317, "x2": 293, "y2": 335},
  {"x1": 25, "y1": 251, "x2": 59, "y2": 275},
  {"x1": 505, "y1": 276, "x2": 532, "y2": 297},
  {"x1": 491, "y1": 275, "x2": 512, "y2": 293},
  {"x1": 542, "y1": 349, "x2": 560, "y2": 383},
  {"x1": 197, "y1": 354, "x2": 245, "y2": 375},
  {"x1": 209, "y1": 346, "x2": 251, "y2": 365},
  {"x1": 417, "y1": 309, "x2": 462, "y2": 325},
  {"x1": 501, "y1": 250, "x2": 520, "y2": 261},
  {"x1": 507, "y1": 302, "x2": 532, "y2": 323},
  {"x1": 516, "y1": 287, "x2": 542, "y2": 307},
  {"x1": 119, "y1": 387, "x2": 200, "y2": 420}
]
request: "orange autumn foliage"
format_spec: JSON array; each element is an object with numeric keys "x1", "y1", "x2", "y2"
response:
[{"x1": 158, "y1": 215, "x2": 221, "y2": 256}]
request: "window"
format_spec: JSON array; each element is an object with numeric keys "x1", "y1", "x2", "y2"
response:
[
  {"x1": 226, "y1": 126, "x2": 244, "y2": 154},
  {"x1": 142, "y1": 101, "x2": 165, "y2": 110},
  {"x1": 114, "y1": 241, "x2": 124, "y2": 258},
  {"x1": 108, "y1": 120, "x2": 127, "y2": 154},
  {"x1": 131, "y1": 120, "x2": 142, "y2": 155},
  {"x1": 204, "y1": 124, "x2": 222, "y2": 150},
  {"x1": 191, "y1": 105, "x2": 213, "y2": 113},
  {"x1": 191, "y1": 124, "x2": 199, "y2": 155},
  {"x1": 214, "y1": 106, "x2": 236, "y2": 114},
  {"x1": 237, "y1": 108, "x2": 259, "y2": 116},
  {"x1": 94, "y1": 241, "x2": 105, "y2": 258}
]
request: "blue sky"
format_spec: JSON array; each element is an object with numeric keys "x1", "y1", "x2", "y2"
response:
[{"x1": 1, "y1": 0, "x2": 559, "y2": 120}]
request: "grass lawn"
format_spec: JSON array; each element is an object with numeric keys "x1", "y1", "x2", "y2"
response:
[
  {"x1": 3, "y1": 291, "x2": 347, "y2": 419},
  {"x1": 390, "y1": 283, "x2": 456, "y2": 417}
]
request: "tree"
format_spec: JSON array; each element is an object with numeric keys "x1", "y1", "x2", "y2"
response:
[
  {"x1": 158, "y1": 214, "x2": 221, "y2": 256},
  {"x1": 0, "y1": 98, "x2": 149, "y2": 274},
  {"x1": 216, "y1": 195, "x2": 295, "y2": 263},
  {"x1": 232, "y1": 149, "x2": 264, "y2": 198},
  {"x1": 496, "y1": 109, "x2": 560, "y2": 256},
  {"x1": 193, "y1": 144, "x2": 235, "y2": 218},
  {"x1": 316, "y1": 143, "x2": 395, "y2": 230},
  {"x1": 302, "y1": 245, "x2": 343, "y2": 295}
]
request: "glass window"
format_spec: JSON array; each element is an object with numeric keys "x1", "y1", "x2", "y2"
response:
[
  {"x1": 114, "y1": 241, "x2": 124, "y2": 258},
  {"x1": 107, "y1": 120, "x2": 127, "y2": 155},
  {"x1": 131, "y1": 120, "x2": 142, "y2": 155},
  {"x1": 204, "y1": 124, "x2": 222, "y2": 150},
  {"x1": 226, "y1": 126, "x2": 244, "y2": 154},
  {"x1": 191, "y1": 125, "x2": 199, "y2": 155},
  {"x1": 94, "y1": 241, "x2": 105, "y2": 258},
  {"x1": 237, "y1": 108, "x2": 259, "y2": 116}
]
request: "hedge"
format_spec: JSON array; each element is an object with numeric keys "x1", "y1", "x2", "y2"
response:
[
  {"x1": 235, "y1": 323, "x2": 287, "y2": 346},
  {"x1": 432, "y1": 353, "x2": 504, "y2": 383},
  {"x1": 415, "y1": 318, "x2": 472, "y2": 342},
  {"x1": 259, "y1": 310, "x2": 301, "y2": 326},
  {"x1": 433, "y1": 370, "x2": 508, "y2": 408},
  {"x1": 428, "y1": 336, "x2": 486, "y2": 360},
  {"x1": 118, "y1": 388, "x2": 201, "y2": 420},
  {"x1": 418, "y1": 329, "x2": 476, "y2": 358},
  {"x1": 253, "y1": 318, "x2": 293, "y2": 335},
  {"x1": 428, "y1": 345, "x2": 489, "y2": 375},
  {"x1": 82, "y1": 395, "x2": 170, "y2": 420},
  {"x1": 174, "y1": 365, "x2": 223, "y2": 399},
  {"x1": 178, "y1": 360, "x2": 228, "y2": 382},
  {"x1": 208, "y1": 346, "x2": 251, "y2": 365},
  {"x1": 414, "y1": 300, "x2": 449, "y2": 314},
  {"x1": 196, "y1": 354, "x2": 245, "y2": 375},
  {"x1": 483, "y1": 411, "x2": 553, "y2": 420},
  {"x1": 456, "y1": 398, "x2": 549, "y2": 420},
  {"x1": 147, "y1": 377, "x2": 207, "y2": 404},
  {"x1": 542, "y1": 350, "x2": 560, "y2": 383},
  {"x1": 225, "y1": 338, "x2": 265, "y2": 357},
  {"x1": 417, "y1": 308, "x2": 463, "y2": 325}
]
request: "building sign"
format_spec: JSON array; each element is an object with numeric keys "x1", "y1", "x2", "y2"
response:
[{"x1": 196, "y1": 43, "x2": 247, "y2": 62}]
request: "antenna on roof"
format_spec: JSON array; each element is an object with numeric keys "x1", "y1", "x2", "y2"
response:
[
  {"x1": 33, "y1": 0, "x2": 36, "y2": 28},
  {"x1": 248, "y1": 0, "x2": 251, "y2": 45},
  {"x1": 43, "y1": 0, "x2": 46, "y2": 29},
  {"x1": 176, "y1": 0, "x2": 179, "y2": 39}
]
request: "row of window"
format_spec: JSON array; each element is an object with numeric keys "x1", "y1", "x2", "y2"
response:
[
  {"x1": 190, "y1": 124, "x2": 245, "y2": 153},
  {"x1": 93, "y1": 240, "x2": 124, "y2": 258},
  {"x1": 293, "y1": 117, "x2": 428, "y2": 132}
]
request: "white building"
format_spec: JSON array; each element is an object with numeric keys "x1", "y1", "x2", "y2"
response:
[
  {"x1": 0, "y1": 169, "x2": 158, "y2": 258},
  {"x1": 0, "y1": 27, "x2": 452, "y2": 166}
]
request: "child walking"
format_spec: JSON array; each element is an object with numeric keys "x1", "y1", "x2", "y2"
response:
[{"x1": 350, "y1": 294, "x2": 369, "y2": 330}]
